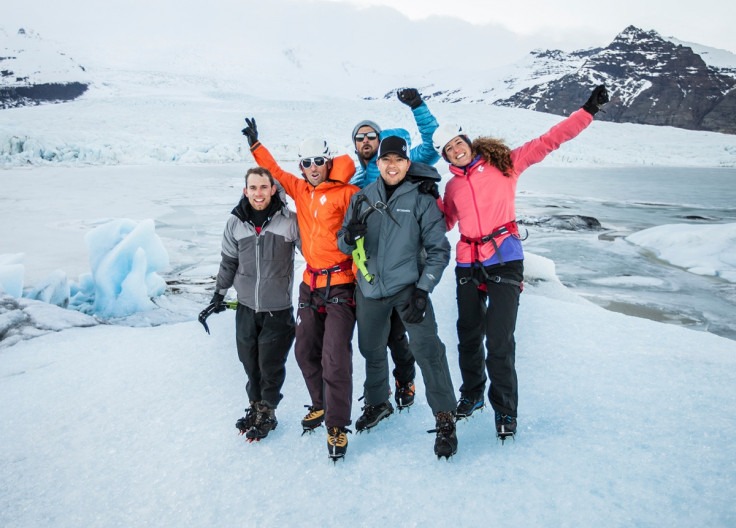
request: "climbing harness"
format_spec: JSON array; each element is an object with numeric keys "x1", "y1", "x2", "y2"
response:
[
  {"x1": 458, "y1": 220, "x2": 526, "y2": 292},
  {"x1": 299, "y1": 260, "x2": 355, "y2": 313},
  {"x1": 459, "y1": 220, "x2": 526, "y2": 267}
]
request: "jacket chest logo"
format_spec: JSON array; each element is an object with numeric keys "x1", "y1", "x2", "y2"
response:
[{"x1": 320, "y1": 195, "x2": 327, "y2": 205}]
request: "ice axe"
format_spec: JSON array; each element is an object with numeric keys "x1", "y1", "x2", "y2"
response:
[
  {"x1": 350, "y1": 196, "x2": 401, "y2": 285},
  {"x1": 198, "y1": 299, "x2": 238, "y2": 334}
]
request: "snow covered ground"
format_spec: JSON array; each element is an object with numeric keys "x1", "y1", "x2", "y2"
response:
[
  {"x1": 2, "y1": 258, "x2": 735, "y2": 526},
  {"x1": 2, "y1": 65, "x2": 736, "y2": 526},
  {"x1": 627, "y1": 223, "x2": 736, "y2": 282},
  {"x1": 1, "y1": 168, "x2": 735, "y2": 525}
]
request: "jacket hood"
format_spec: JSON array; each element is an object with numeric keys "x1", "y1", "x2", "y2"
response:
[
  {"x1": 406, "y1": 161, "x2": 441, "y2": 182},
  {"x1": 380, "y1": 128, "x2": 412, "y2": 149},
  {"x1": 231, "y1": 191, "x2": 286, "y2": 222}
]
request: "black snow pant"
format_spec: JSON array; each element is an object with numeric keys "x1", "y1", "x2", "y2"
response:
[
  {"x1": 235, "y1": 304, "x2": 295, "y2": 409},
  {"x1": 356, "y1": 285, "x2": 455, "y2": 415},
  {"x1": 387, "y1": 309, "x2": 416, "y2": 385},
  {"x1": 295, "y1": 281, "x2": 355, "y2": 428},
  {"x1": 455, "y1": 260, "x2": 523, "y2": 417}
]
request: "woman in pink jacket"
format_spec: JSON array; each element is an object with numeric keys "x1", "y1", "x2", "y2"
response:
[{"x1": 433, "y1": 85, "x2": 609, "y2": 441}]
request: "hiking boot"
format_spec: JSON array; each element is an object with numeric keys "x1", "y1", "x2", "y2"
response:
[
  {"x1": 235, "y1": 402, "x2": 257, "y2": 435},
  {"x1": 430, "y1": 411, "x2": 458, "y2": 459},
  {"x1": 301, "y1": 405, "x2": 325, "y2": 434},
  {"x1": 495, "y1": 412, "x2": 517, "y2": 442},
  {"x1": 394, "y1": 380, "x2": 416, "y2": 410},
  {"x1": 327, "y1": 426, "x2": 351, "y2": 461},
  {"x1": 355, "y1": 400, "x2": 394, "y2": 432},
  {"x1": 245, "y1": 402, "x2": 278, "y2": 441},
  {"x1": 456, "y1": 395, "x2": 485, "y2": 419}
]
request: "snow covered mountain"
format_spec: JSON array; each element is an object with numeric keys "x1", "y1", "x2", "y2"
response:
[
  {"x1": 415, "y1": 26, "x2": 736, "y2": 135},
  {"x1": 0, "y1": 27, "x2": 89, "y2": 109},
  {"x1": 488, "y1": 26, "x2": 736, "y2": 134}
]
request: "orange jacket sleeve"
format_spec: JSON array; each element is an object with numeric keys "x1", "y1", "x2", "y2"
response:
[{"x1": 250, "y1": 141, "x2": 303, "y2": 198}]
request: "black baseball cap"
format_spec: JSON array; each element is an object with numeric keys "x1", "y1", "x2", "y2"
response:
[{"x1": 377, "y1": 135, "x2": 409, "y2": 160}]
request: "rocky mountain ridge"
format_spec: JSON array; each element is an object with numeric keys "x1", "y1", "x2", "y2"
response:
[{"x1": 497, "y1": 26, "x2": 736, "y2": 134}]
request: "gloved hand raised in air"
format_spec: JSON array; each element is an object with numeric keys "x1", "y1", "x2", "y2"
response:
[
  {"x1": 582, "y1": 85, "x2": 609, "y2": 115},
  {"x1": 241, "y1": 117, "x2": 259, "y2": 147},
  {"x1": 401, "y1": 287, "x2": 428, "y2": 324},
  {"x1": 209, "y1": 292, "x2": 226, "y2": 313},
  {"x1": 397, "y1": 88, "x2": 423, "y2": 110},
  {"x1": 343, "y1": 219, "x2": 368, "y2": 246}
]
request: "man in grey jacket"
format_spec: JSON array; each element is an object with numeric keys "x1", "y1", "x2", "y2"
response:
[
  {"x1": 208, "y1": 166, "x2": 300, "y2": 442},
  {"x1": 349, "y1": 88, "x2": 441, "y2": 411},
  {"x1": 337, "y1": 136, "x2": 458, "y2": 459}
]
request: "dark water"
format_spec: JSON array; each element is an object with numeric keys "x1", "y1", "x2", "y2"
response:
[{"x1": 516, "y1": 166, "x2": 736, "y2": 341}]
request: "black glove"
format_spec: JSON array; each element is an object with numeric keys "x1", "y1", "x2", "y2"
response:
[
  {"x1": 417, "y1": 179, "x2": 440, "y2": 199},
  {"x1": 210, "y1": 292, "x2": 226, "y2": 313},
  {"x1": 344, "y1": 220, "x2": 368, "y2": 246},
  {"x1": 582, "y1": 85, "x2": 609, "y2": 115},
  {"x1": 241, "y1": 117, "x2": 259, "y2": 147},
  {"x1": 401, "y1": 287, "x2": 428, "y2": 324},
  {"x1": 397, "y1": 88, "x2": 423, "y2": 110}
]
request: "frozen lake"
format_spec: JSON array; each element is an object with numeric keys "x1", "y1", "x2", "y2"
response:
[{"x1": 517, "y1": 166, "x2": 736, "y2": 339}]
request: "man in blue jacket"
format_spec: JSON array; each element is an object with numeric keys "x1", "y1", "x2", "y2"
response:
[{"x1": 349, "y1": 88, "x2": 441, "y2": 412}]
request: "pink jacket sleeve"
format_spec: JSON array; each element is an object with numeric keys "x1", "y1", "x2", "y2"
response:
[
  {"x1": 511, "y1": 108, "x2": 593, "y2": 176},
  {"x1": 443, "y1": 187, "x2": 458, "y2": 231}
]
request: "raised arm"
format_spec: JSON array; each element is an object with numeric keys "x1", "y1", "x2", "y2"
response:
[
  {"x1": 397, "y1": 88, "x2": 440, "y2": 166},
  {"x1": 511, "y1": 85, "x2": 609, "y2": 175},
  {"x1": 242, "y1": 117, "x2": 302, "y2": 198}
]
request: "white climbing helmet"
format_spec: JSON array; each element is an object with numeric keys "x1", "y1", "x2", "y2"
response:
[
  {"x1": 298, "y1": 138, "x2": 331, "y2": 159},
  {"x1": 432, "y1": 123, "x2": 467, "y2": 156}
]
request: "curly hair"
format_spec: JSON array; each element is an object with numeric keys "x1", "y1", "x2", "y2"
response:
[{"x1": 471, "y1": 137, "x2": 514, "y2": 177}]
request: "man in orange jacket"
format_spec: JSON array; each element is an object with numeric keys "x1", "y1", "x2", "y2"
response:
[{"x1": 242, "y1": 118, "x2": 359, "y2": 461}]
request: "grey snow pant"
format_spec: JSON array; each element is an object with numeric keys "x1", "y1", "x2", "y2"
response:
[
  {"x1": 235, "y1": 304, "x2": 295, "y2": 409},
  {"x1": 387, "y1": 309, "x2": 416, "y2": 385},
  {"x1": 356, "y1": 285, "x2": 455, "y2": 414}
]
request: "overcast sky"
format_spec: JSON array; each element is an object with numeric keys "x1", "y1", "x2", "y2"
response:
[
  {"x1": 323, "y1": 0, "x2": 736, "y2": 52},
  {"x1": 2, "y1": 0, "x2": 733, "y2": 76}
]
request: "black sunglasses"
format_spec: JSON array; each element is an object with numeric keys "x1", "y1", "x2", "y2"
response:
[
  {"x1": 301, "y1": 157, "x2": 328, "y2": 168},
  {"x1": 354, "y1": 132, "x2": 378, "y2": 142}
]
